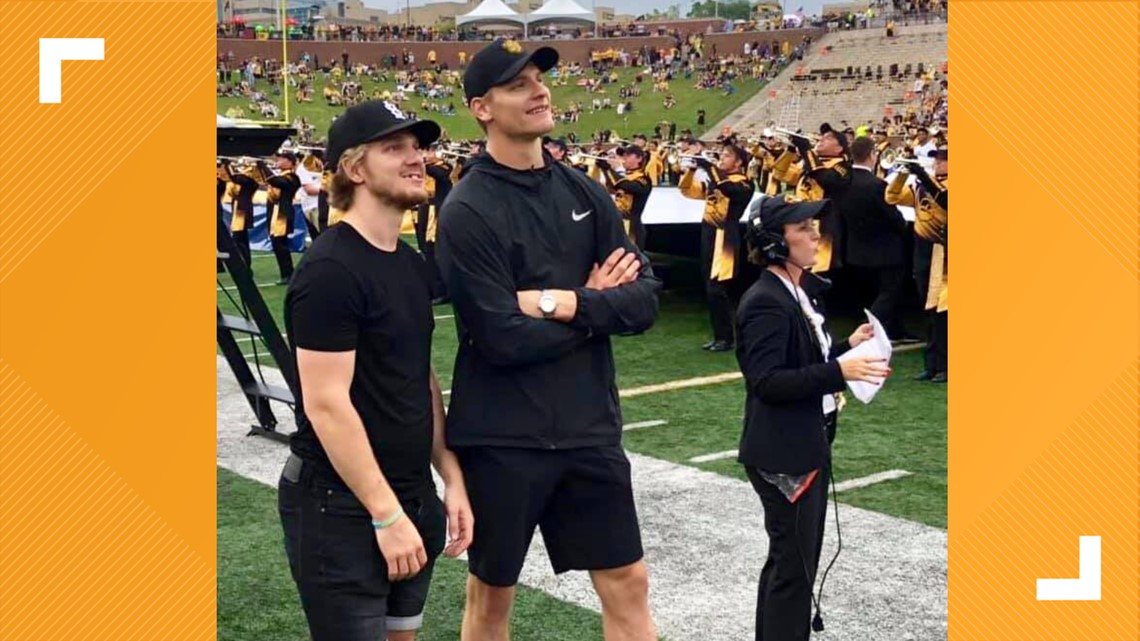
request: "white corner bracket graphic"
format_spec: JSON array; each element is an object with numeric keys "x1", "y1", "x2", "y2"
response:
[
  {"x1": 1036, "y1": 536, "x2": 1101, "y2": 601},
  {"x1": 40, "y1": 38, "x2": 104, "y2": 104}
]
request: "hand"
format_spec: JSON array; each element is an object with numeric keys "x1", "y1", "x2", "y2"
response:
[
  {"x1": 848, "y1": 323, "x2": 874, "y2": 347},
  {"x1": 585, "y1": 248, "x2": 641, "y2": 291},
  {"x1": 442, "y1": 482, "x2": 474, "y2": 558},
  {"x1": 374, "y1": 513, "x2": 427, "y2": 581},
  {"x1": 694, "y1": 156, "x2": 713, "y2": 171},
  {"x1": 594, "y1": 159, "x2": 611, "y2": 172},
  {"x1": 839, "y1": 357, "x2": 891, "y2": 383}
]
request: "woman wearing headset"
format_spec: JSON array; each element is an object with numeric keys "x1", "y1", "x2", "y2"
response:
[{"x1": 735, "y1": 194, "x2": 891, "y2": 641}]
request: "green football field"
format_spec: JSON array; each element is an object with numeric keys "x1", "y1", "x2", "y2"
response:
[
  {"x1": 217, "y1": 246, "x2": 946, "y2": 641},
  {"x1": 218, "y1": 248, "x2": 946, "y2": 527},
  {"x1": 218, "y1": 65, "x2": 778, "y2": 142}
]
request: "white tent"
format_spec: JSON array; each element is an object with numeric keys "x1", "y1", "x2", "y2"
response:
[
  {"x1": 526, "y1": 0, "x2": 595, "y2": 27},
  {"x1": 456, "y1": 0, "x2": 525, "y2": 28}
]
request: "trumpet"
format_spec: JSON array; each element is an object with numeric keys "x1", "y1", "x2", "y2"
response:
[
  {"x1": 772, "y1": 127, "x2": 819, "y2": 143},
  {"x1": 438, "y1": 149, "x2": 470, "y2": 160},
  {"x1": 679, "y1": 151, "x2": 720, "y2": 162},
  {"x1": 569, "y1": 152, "x2": 610, "y2": 165}
]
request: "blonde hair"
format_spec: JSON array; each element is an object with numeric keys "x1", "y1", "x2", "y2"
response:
[{"x1": 328, "y1": 145, "x2": 368, "y2": 211}]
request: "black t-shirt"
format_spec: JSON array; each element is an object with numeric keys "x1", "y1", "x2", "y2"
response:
[{"x1": 284, "y1": 223, "x2": 435, "y2": 496}]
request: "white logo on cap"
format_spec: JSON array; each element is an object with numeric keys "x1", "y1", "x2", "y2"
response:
[{"x1": 383, "y1": 101, "x2": 407, "y2": 120}]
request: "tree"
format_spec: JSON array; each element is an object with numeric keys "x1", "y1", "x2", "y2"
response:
[{"x1": 687, "y1": 0, "x2": 751, "y2": 20}]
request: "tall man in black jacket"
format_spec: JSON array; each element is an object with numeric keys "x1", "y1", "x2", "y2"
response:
[{"x1": 436, "y1": 39, "x2": 661, "y2": 641}]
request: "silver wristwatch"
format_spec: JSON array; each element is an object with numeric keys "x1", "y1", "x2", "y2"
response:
[{"x1": 538, "y1": 290, "x2": 557, "y2": 319}]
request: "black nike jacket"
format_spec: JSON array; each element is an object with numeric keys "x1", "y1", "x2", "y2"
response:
[{"x1": 436, "y1": 151, "x2": 662, "y2": 449}]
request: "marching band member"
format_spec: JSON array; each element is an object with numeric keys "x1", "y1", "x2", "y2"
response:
[
  {"x1": 228, "y1": 158, "x2": 267, "y2": 267},
  {"x1": 596, "y1": 146, "x2": 653, "y2": 248},
  {"x1": 886, "y1": 146, "x2": 948, "y2": 383},
  {"x1": 418, "y1": 145, "x2": 453, "y2": 301},
  {"x1": 680, "y1": 144, "x2": 755, "y2": 352},
  {"x1": 267, "y1": 151, "x2": 303, "y2": 284},
  {"x1": 775, "y1": 124, "x2": 854, "y2": 273},
  {"x1": 297, "y1": 150, "x2": 324, "y2": 241}
]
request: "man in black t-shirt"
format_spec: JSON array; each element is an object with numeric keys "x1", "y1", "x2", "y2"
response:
[{"x1": 278, "y1": 100, "x2": 473, "y2": 641}]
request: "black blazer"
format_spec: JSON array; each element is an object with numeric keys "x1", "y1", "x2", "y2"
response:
[
  {"x1": 839, "y1": 167, "x2": 908, "y2": 268},
  {"x1": 735, "y1": 270, "x2": 851, "y2": 474}
]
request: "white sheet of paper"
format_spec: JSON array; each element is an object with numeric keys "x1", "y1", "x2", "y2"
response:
[{"x1": 836, "y1": 309, "x2": 893, "y2": 404}]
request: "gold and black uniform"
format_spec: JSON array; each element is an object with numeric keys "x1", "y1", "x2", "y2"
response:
[
  {"x1": 415, "y1": 158, "x2": 453, "y2": 299},
  {"x1": 601, "y1": 166, "x2": 652, "y2": 248},
  {"x1": 680, "y1": 163, "x2": 755, "y2": 346},
  {"x1": 266, "y1": 166, "x2": 302, "y2": 281},
  {"x1": 886, "y1": 169, "x2": 948, "y2": 376},
  {"x1": 772, "y1": 141, "x2": 852, "y2": 272},
  {"x1": 228, "y1": 162, "x2": 264, "y2": 267}
]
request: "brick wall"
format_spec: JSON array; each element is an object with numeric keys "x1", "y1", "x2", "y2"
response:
[{"x1": 216, "y1": 28, "x2": 823, "y2": 67}]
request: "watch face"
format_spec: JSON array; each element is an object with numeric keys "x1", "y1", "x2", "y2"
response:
[{"x1": 540, "y1": 295, "x2": 556, "y2": 313}]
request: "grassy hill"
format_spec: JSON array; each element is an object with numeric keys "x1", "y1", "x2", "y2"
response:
[{"x1": 218, "y1": 66, "x2": 775, "y2": 142}]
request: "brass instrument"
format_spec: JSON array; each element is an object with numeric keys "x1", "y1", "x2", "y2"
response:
[
  {"x1": 438, "y1": 149, "x2": 470, "y2": 160},
  {"x1": 773, "y1": 127, "x2": 820, "y2": 144},
  {"x1": 569, "y1": 151, "x2": 610, "y2": 165},
  {"x1": 878, "y1": 146, "x2": 899, "y2": 171}
]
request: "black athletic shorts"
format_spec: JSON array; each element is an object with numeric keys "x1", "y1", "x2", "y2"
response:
[
  {"x1": 278, "y1": 454, "x2": 446, "y2": 641},
  {"x1": 455, "y1": 445, "x2": 644, "y2": 587}
]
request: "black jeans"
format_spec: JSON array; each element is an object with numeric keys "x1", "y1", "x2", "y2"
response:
[
  {"x1": 746, "y1": 463, "x2": 829, "y2": 641},
  {"x1": 278, "y1": 457, "x2": 446, "y2": 641}
]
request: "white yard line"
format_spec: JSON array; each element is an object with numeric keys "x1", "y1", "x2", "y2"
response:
[
  {"x1": 835, "y1": 469, "x2": 914, "y2": 493},
  {"x1": 620, "y1": 372, "x2": 743, "y2": 398},
  {"x1": 623, "y1": 419, "x2": 668, "y2": 431},
  {"x1": 689, "y1": 449, "x2": 739, "y2": 464},
  {"x1": 217, "y1": 359, "x2": 947, "y2": 641}
]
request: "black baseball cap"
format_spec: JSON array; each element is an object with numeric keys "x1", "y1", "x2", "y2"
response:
[
  {"x1": 274, "y1": 150, "x2": 298, "y2": 163},
  {"x1": 544, "y1": 137, "x2": 568, "y2": 152},
  {"x1": 819, "y1": 122, "x2": 851, "y2": 153},
  {"x1": 749, "y1": 195, "x2": 832, "y2": 235},
  {"x1": 325, "y1": 100, "x2": 441, "y2": 169},
  {"x1": 463, "y1": 39, "x2": 559, "y2": 104}
]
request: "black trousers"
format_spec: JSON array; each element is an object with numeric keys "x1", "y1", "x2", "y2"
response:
[
  {"x1": 851, "y1": 264, "x2": 909, "y2": 338},
  {"x1": 231, "y1": 229, "x2": 251, "y2": 267},
  {"x1": 270, "y1": 235, "x2": 294, "y2": 281},
  {"x1": 700, "y1": 223, "x2": 736, "y2": 343},
  {"x1": 746, "y1": 463, "x2": 829, "y2": 641},
  {"x1": 925, "y1": 310, "x2": 948, "y2": 374},
  {"x1": 414, "y1": 205, "x2": 446, "y2": 299}
]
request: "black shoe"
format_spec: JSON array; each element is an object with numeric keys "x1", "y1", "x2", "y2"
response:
[
  {"x1": 930, "y1": 372, "x2": 947, "y2": 383},
  {"x1": 701, "y1": 340, "x2": 717, "y2": 350},
  {"x1": 276, "y1": 278, "x2": 290, "y2": 286},
  {"x1": 707, "y1": 341, "x2": 734, "y2": 352},
  {"x1": 912, "y1": 370, "x2": 935, "y2": 381}
]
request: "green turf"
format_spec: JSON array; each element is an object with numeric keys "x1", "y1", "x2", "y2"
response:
[
  {"x1": 218, "y1": 65, "x2": 775, "y2": 142},
  {"x1": 218, "y1": 467, "x2": 609, "y2": 641},
  {"x1": 219, "y1": 250, "x2": 946, "y2": 528}
]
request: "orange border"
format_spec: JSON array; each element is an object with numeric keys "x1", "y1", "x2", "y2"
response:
[
  {"x1": 0, "y1": 2, "x2": 216, "y2": 639},
  {"x1": 952, "y1": 2, "x2": 1139, "y2": 638}
]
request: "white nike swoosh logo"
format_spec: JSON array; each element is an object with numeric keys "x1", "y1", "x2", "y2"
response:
[{"x1": 571, "y1": 209, "x2": 593, "y2": 222}]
